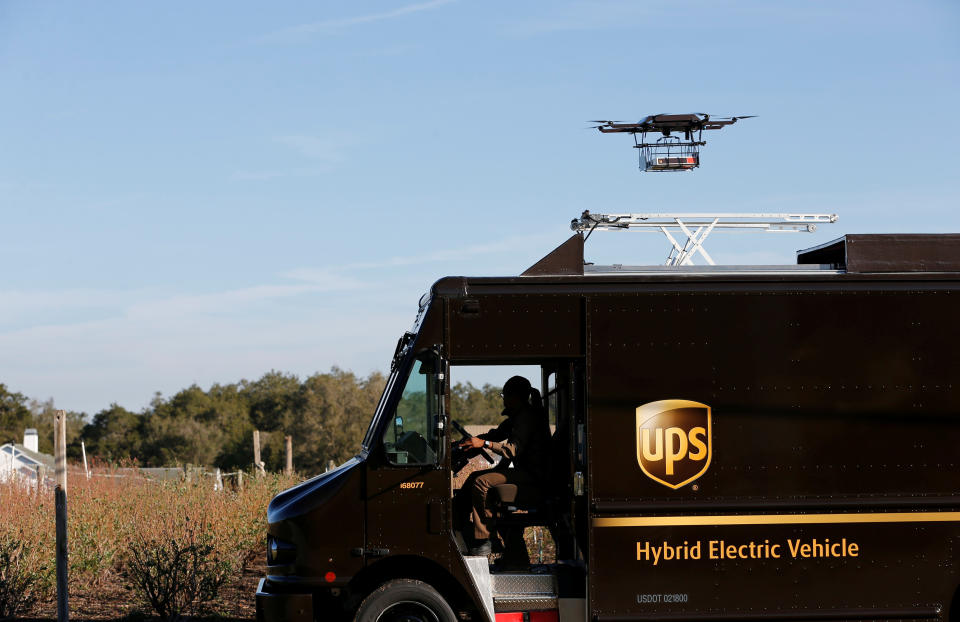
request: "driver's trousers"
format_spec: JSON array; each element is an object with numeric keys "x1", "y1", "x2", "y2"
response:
[{"x1": 454, "y1": 468, "x2": 537, "y2": 541}]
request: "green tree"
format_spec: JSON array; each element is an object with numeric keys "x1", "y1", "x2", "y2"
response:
[
  {"x1": 29, "y1": 398, "x2": 85, "y2": 457},
  {"x1": 242, "y1": 371, "x2": 303, "y2": 432},
  {"x1": 0, "y1": 389, "x2": 84, "y2": 456},
  {"x1": 450, "y1": 382, "x2": 503, "y2": 426},
  {"x1": 286, "y1": 369, "x2": 385, "y2": 474},
  {"x1": 3, "y1": 369, "x2": 499, "y2": 473},
  {"x1": 141, "y1": 385, "x2": 235, "y2": 466},
  {"x1": 80, "y1": 404, "x2": 143, "y2": 463},
  {"x1": 0, "y1": 384, "x2": 33, "y2": 446},
  {"x1": 206, "y1": 383, "x2": 255, "y2": 470}
]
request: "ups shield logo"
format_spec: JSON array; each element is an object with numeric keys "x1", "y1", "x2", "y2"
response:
[{"x1": 636, "y1": 400, "x2": 712, "y2": 489}]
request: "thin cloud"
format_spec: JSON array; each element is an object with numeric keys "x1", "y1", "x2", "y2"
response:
[
  {"x1": 230, "y1": 167, "x2": 332, "y2": 181},
  {"x1": 283, "y1": 232, "x2": 556, "y2": 281},
  {"x1": 0, "y1": 299, "x2": 410, "y2": 415},
  {"x1": 274, "y1": 135, "x2": 346, "y2": 162},
  {"x1": 501, "y1": 2, "x2": 663, "y2": 37},
  {"x1": 263, "y1": 0, "x2": 457, "y2": 40},
  {"x1": 502, "y1": 1, "x2": 853, "y2": 37},
  {"x1": 0, "y1": 288, "x2": 146, "y2": 330},
  {"x1": 124, "y1": 274, "x2": 364, "y2": 319},
  {"x1": 0, "y1": 288, "x2": 138, "y2": 315},
  {"x1": 350, "y1": 44, "x2": 421, "y2": 58},
  {"x1": 0, "y1": 273, "x2": 364, "y2": 331},
  {"x1": 231, "y1": 133, "x2": 358, "y2": 180},
  {"x1": 1, "y1": 233, "x2": 552, "y2": 414}
]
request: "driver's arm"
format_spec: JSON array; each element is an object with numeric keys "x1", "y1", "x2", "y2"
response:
[
  {"x1": 477, "y1": 419, "x2": 510, "y2": 442},
  {"x1": 486, "y1": 416, "x2": 533, "y2": 460}
]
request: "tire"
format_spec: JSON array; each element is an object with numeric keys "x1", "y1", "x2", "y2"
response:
[{"x1": 355, "y1": 579, "x2": 457, "y2": 622}]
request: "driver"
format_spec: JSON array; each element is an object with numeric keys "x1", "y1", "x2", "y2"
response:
[{"x1": 454, "y1": 376, "x2": 551, "y2": 557}]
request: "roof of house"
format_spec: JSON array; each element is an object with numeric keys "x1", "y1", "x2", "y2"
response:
[{"x1": 0, "y1": 443, "x2": 55, "y2": 470}]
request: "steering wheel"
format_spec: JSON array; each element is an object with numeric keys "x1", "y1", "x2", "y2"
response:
[
  {"x1": 451, "y1": 419, "x2": 471, "y2": 439},
  {"x1": 451, "y1": 419, "x2": 495, "y2": 464}
]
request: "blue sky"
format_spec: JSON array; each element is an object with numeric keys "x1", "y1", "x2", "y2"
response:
[{"x1": 1, "y1": 1, "x2": 958, "y2": 415}]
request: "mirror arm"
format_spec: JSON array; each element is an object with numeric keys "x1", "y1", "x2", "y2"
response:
[{"x1": 432, "y1": 344, "x2": 448, "y2": 467}]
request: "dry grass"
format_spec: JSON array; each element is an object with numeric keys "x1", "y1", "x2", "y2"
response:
[
  {"x1": 4, "y1": 461, "x2": 557, "y2": 620},
  {"x1": 1, "y1": 468, "x2": 296, "y2": 620}
]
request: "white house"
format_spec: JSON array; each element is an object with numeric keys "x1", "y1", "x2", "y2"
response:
[{"x1": 0, "y1": 429, "x2": 54, "y2": 483}]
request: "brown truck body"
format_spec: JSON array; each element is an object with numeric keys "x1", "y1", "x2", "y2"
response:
[{"x1": 257, "y1": 234, "x2": 960, "y2": 622}]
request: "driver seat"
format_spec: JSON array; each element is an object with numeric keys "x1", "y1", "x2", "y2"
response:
[
  {"x1": 487, "y1": 414, "x2": 569, "y2": 526},
  {"x1": 489, "y1": 482, "x2": 546, "y2": 513},
  {"x1": 485, "y1": 418, "x2": 570, "y2": 564},
  {"x1": 489, "y1": 408, "x2": 567, "y2": 519}
]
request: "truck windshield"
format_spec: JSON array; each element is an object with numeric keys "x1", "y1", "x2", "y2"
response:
[
  {"x1": 361, "y1": 367, "x2": 401, "y2": 452},
  {"x1": 381, "y1": 356, "x2": 440, "y2": 465},
  {"x1": 361, "y1": 294, "x2": 433, "y2": 454}
]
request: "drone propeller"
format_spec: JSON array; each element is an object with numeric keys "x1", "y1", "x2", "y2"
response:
[{"x1": 709, "y1": 115, "x2": 757, "y2": 121}]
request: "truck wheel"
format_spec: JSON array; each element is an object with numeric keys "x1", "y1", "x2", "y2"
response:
[{"x1": 355, "y1": 579, "x2": 456, "y2": 622}]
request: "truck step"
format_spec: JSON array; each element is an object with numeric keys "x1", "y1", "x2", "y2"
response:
[
  {"x1": 494, "y1": 612, "x2": 559, "y2": 622},
  {"x1": 491, "y1": 572, "x2": 557, "y2": 599},
  {"x1": 493, "y1": 596, "x2": 558, "y2": 612}
]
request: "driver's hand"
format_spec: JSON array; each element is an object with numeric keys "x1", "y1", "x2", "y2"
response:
[{"x1": 459, "y1": 437, "x2": 485, "y2": 450}]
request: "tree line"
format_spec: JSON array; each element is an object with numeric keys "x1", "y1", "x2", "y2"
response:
[{"x1": 0, "y1": 372, "x2": 504, "y2": 475}]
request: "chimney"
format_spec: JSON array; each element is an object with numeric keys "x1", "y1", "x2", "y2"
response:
[{"x1": 24, "y1": 428, "x2": 38, "y2": 453}]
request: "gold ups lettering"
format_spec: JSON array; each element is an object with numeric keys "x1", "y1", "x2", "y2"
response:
[{"x1": 636, "y1": 400, "x2": 711, "y2": 489}]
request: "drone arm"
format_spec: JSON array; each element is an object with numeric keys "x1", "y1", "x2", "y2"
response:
[{"x1": 597, "y1": 126, "x2": 640, "y2": 133}]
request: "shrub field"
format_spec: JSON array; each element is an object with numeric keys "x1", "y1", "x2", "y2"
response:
[
  {"x1": 1, "y1": 469, "x2": 297, "y2": 620},
  {"x1": 3, "y1": 459, "x2": 554, "y2": 620}
]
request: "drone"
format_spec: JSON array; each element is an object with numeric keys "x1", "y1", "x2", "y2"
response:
[{"x1": 591, "y1": 113, "x2": 754, "y2": 172}]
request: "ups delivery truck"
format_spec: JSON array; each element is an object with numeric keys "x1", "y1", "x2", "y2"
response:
[{"x1": 256, "y1": 232, "x2": 960, "y2": 622}]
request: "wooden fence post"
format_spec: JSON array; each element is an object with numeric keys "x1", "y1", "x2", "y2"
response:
[
  {"x1": 237, "y1": 470, "x2": 243, "y2": 492},
  {"x1": 54, "y1": 410, "x2": 69, "y2": 622},
  {"x1": 253, "y1": 430, "x2": 265, "y2": 476},
  {"x1": 284, "y1": 435, "x2": 293, "y2": 476}
]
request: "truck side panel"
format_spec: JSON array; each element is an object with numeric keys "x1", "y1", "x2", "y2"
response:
[{"x1": 586, "y1": 284, "x2": 960, "y2": 619}]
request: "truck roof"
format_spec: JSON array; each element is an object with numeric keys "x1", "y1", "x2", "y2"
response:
[{"x1": 430, "y1": 233, "x2": 960, "y2": 296}]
